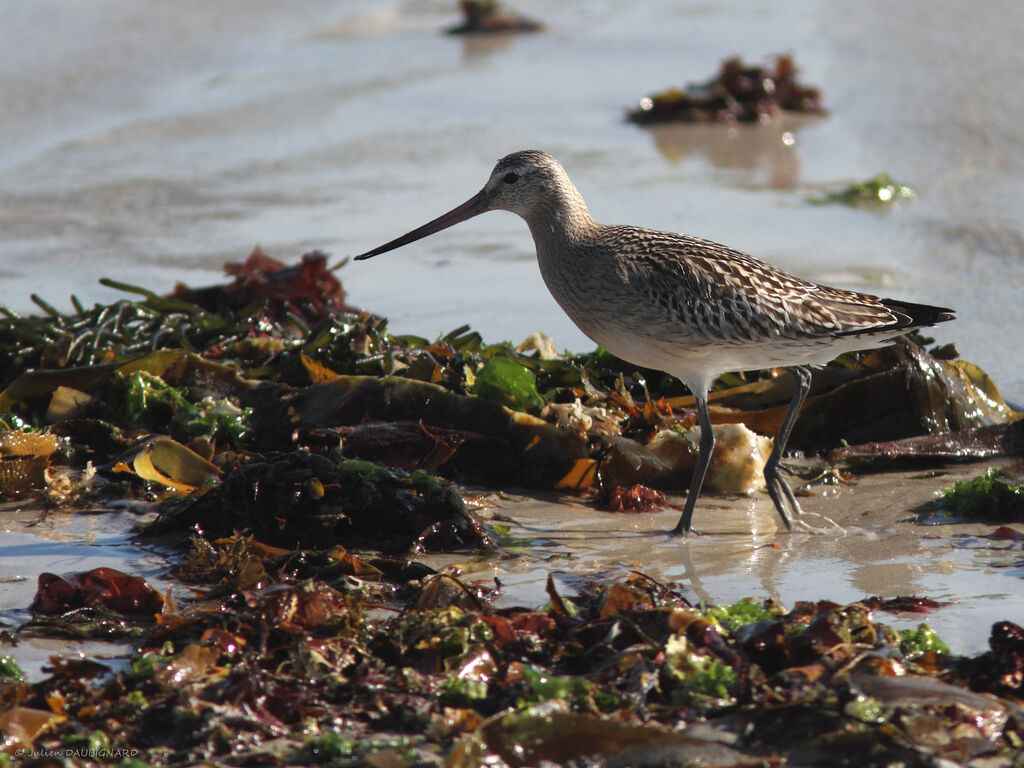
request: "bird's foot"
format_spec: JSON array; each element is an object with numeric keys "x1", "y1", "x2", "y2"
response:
[
  {"x1": 768, "y1": 481, "x2": 845, "y2": 535},
  {"x1": 765, "y1": 471, "x2": 801, "y2": 515},
  {"x1": 787, "y1": 515, "x2": 830, "y2": 535},
  {"x1": 764, "y1": 465, "x2": 847, "y2": 535},
  {"x1": 775, "y1": 461, "x2": 799, "y2": 477},
  {"x1": 790, "y1": 513, "x2": 846, "y2": 535}
]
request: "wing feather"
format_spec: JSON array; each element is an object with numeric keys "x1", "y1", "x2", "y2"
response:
[{"x1": 608, "y1": 227, "x2": 952, "y2": 344}]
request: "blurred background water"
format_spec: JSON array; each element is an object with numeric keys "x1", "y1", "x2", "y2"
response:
[{"x1": 1, "y1": 0, "x2": 1022, "y2": 401}]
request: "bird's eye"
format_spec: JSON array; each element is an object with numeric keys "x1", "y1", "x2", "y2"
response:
[{"x1": 502, "y1": 172, "x2": 519, "y2": 184}]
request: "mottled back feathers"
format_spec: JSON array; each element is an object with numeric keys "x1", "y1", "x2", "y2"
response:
[{"x1": 590, "y1": 225, "x2": 953, "y2": 346}]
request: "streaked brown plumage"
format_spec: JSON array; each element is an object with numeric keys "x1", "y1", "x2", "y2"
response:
[{"x1": 355, "y1": 150, "x2": 955, "y2": 534}]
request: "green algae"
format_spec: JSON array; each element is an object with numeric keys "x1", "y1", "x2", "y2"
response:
[
  {"x1": 473, "y1": 356, "x2": 545, "y2": 413},
  {"x1": 0, "y1": 655, "x2": 25, "y2": 682},
  {"x1": 703, "y1": 596, "x2": 782, "y2": 634},
  {"x1": 809, "y1": 173, "x2": 916, "y2": 207},
  {"x1": 934, "y1": 466, "x2": 1024, "y2": 520},
  {"x1": 899, "y1": 623, "x2": 950, "y2": 659},
  {"x1": 120, "y1": 369, "x2": 254, "y2": 449}
]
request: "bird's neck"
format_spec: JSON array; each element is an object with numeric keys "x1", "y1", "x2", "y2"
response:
[{"x1": 523, "y1": 183, "x2": 599, "y2": 246}]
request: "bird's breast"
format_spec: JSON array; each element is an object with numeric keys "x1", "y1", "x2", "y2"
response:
[{"x1": 535, "y1": 239, "x2": 711, "y2": 359}]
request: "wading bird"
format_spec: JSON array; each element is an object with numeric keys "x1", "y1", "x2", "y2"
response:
[{"x1": 355, "y1": 150, "x2": 954, "y2": 534}]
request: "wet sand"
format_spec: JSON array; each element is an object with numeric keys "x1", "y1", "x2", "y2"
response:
[{"x1": 424, "y1": 457, "x2": 1024, "y2": 655}]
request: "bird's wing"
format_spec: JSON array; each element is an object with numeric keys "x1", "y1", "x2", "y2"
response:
[{"x1": 613, "y1": 228, "x2": 911, "y2": 343}]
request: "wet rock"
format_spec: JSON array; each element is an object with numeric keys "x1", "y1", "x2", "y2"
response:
[{"x1": 653, "y1": 423, "x2": 771, "y2": 494}]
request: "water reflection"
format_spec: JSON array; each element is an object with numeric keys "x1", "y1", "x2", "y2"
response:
[
  {"x1": 477, "y1": 463, "x2": 1024, "y2": 654},
  {"x1": 642, "y1": 116, "x2": 820, "y2": 190},
  {"x1": 458, "y1": 32, "x2": 520, "y2": 59}
]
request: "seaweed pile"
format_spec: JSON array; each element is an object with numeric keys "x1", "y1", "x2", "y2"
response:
[
  {"x1": 8, "y1": 248, "x2": 1018, "y2": 501},
  {"x1": 627, "y1": 55, "x2": 827, "y2": 125},
  {"x1": 2, "y1": 250, "x2": 1024, "y2": 765},
  {"x1": 3, "y1": 552, "x2": 1024, "y2": 766},
  {"x1": 446, "y1": 0, "x2": 543, "y2": 35}
]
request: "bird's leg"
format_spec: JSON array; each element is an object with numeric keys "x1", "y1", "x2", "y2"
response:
[
  {"x1": 763, "y1": 366, "x2": 812, "y2": 530},
  {"x1": 671, "y1": 390, "x2": 715, "y2": 535}
]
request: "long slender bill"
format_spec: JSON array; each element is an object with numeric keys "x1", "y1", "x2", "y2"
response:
[{"x1": 354, "y1": 189, "x2": 489, "y2": 261}]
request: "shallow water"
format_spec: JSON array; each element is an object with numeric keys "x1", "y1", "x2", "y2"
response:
[
  {"x1": 2, "y1": 1, "x2": 1024, "y2": 670},
  {"x1": 469, "y1": 458, "x2": 1024, "y2": 655},
  {"x1": 0, "y1": 503, "x2": 172, "y2": 679}
]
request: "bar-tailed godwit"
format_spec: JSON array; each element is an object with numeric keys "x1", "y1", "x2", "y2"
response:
[{"x1": 355, "y1": 150, "x2": 955, "y2": 534}]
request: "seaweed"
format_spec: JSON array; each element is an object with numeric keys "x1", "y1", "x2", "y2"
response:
[
  {"x1": 445, "y1": 0, "x2": 543, "y2": 35},
  {"x1": 2, "y1": 252, "x2": 1024, "y2": 766},
  {"x1": 899, "y1": 623, "x2": 950, "y2": 659},
  {"x1": 0, "y1": 428, "x2": 58, "y2": 498},
  {"x1": 6, "y1": 498, "x2": 1024, "y2": 766},
  {"x1": 1, "y1": 251, "x2": 1018, "y2": 513},
  {"x1": 30, "y1": 568, "x2": 164, "y2": 616},
  {"x1": 627, "y1": 55, "x2": 826, "y2": 125},
  {"x1": 472, "y1": 355, "x2": 545, "y2": 413},
  {"x1": 929, "y1": 467, "x2": 1024, "y2": 521},
  {"x1": 150, "y1": 454, "x2": 492, "y2": 554},
  {"x1": 809, "y1": 173, "x2": 916, "y2": 207}
]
